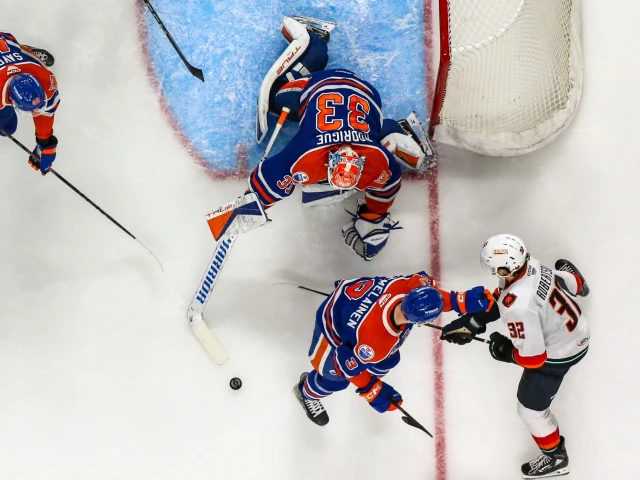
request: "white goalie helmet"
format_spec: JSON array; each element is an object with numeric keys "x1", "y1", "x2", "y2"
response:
[{"x1": 480, "y1": 234, "x2": 529, "y2": 277}]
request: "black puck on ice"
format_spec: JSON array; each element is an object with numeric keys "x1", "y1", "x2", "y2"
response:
[{"x1": 229, "y1": 377, "x2": 242, "y2": 390}]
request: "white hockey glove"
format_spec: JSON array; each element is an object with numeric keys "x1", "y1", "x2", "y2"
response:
[{"x1": 342, "y1": 200, "x2": 401, "y2": 261}]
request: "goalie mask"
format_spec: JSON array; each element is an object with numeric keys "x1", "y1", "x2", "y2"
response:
[{"x1": 327, "y1": 145, "x2": 365, "y2": 190}]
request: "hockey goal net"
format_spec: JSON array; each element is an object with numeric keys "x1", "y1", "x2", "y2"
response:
[{"x1": 429, "y1": 0, "x2": 583, "y2": 156}]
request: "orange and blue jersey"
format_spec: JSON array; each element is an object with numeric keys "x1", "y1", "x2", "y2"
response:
[
  {"x1": 248, "y1": 69, "x2": 403, "y2": 216},
  {"x1": 0, "y1": 32, "x2": 60, "y2": 140},
  {"x1": 308, "y1": 272, "x2": 439, "y2": 391}
]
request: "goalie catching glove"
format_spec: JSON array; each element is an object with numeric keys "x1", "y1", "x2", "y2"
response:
[{"x1": 342, "y1": 199, "x2": 401, "y2": 261}]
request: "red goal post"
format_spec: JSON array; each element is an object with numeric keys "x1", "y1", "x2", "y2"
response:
[{"x1": 428, "y1": 0, "x2": 584, "y2": 156}]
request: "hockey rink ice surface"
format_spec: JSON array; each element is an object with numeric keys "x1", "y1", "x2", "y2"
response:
[{"x1": 1, "y1": 0, "x2": 638, "y2": 479}]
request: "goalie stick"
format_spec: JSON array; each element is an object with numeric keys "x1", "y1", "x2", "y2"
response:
[
  {"x1": 187, "y1": 236, "x2": 235, "y2": 364},
  {"x1": 187, "y1": 108, "x2": 288, "y2": 364}
]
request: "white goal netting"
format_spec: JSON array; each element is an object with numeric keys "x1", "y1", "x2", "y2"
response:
[{"x1": 431, "y1": 0, "x2": 583, "y2": 156}]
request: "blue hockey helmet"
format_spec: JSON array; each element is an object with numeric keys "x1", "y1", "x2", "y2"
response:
[
  {"x1": 401, "y1": 286, "x2": 443, "y2": 324},
  {"x1": 9, "y1": 74, "x2": 46, "y2": 113}
]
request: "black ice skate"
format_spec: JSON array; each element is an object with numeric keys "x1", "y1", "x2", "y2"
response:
[
  {"x1": 293, "y1": 372, "x2": 329, "y2": 427},
  {"x1": 293, "y1": 16, "x2": 336, "y2": 42},
  {"x1": 521, "y1": 437, "x2": 570, "y2": 478},
  {"x1": 555, "y1": 259, "x2": 590, "y2": 297},
  {"x1": 24, "y1": 46, "x2": 55, "y2": 67}
]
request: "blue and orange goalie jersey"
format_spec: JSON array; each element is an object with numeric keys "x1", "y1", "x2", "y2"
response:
[
  {"x1": 249, "y1": 69, "x2": 402, "y2": 215},
  {"x1": 0, "y1": 32, "x2": 60, "y2": 140}
]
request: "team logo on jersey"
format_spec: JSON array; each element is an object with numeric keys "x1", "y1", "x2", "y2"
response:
[
  {"x1": 345, "y1": 279, "x2": 374, "y2": 300},
  {"x1": 49, "y1": 75, "x2": 57, "y2": 91},
  {"x1": 357, "y1": 344, "x2": 375, "y2": 361},
  {"x1": 292, "y1": 171, "x2": 309, "y2": 183},
  {"x1": 378, "y1": 294, "x2": 391, "y2": 307},
  {"x1": 419, "y1": 276, "x2": 434, "y2": 286},
  {"x1": 502, "y1": 293, "x2": 517, "y2": 308}
]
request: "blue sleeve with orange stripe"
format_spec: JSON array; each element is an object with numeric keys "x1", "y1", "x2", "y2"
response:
[
  {"x1": 364, "y1": 152, "x2": 402, "y2": 214},
  {"x1": 247, "y1": 133, "x2": 311, "y2": 208}
]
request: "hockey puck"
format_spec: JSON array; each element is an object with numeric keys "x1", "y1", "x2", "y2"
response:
[{"x1": 229, "y1": 377, "x2": 242, "y2": 390}]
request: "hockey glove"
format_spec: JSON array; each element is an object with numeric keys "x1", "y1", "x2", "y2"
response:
[
  {"x1": 450, "y1": 287, "x2": 495, "y2": 315},
  {"x1": 489, "y1": 332, "x2": 515, "y2": 364},
  {"x1": 356, "y1": 377, "x2": 403, "y2": 413},
  {"x1": 30, "y1": 135, "x2": 57, "y2": 175},
  {"x1": 440, "y1": 313, "x2": 486, "y2": 345},
  {"x1": 342, "y1": 201, "x2": 401, "y2": 261}
]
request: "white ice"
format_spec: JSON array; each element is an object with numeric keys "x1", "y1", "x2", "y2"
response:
[{"x1": 1, "y1": 1, "x2": 638, "y2": 479}]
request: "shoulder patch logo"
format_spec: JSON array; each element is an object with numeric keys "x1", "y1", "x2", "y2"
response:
[
  {"x1": 292, "y1": 171, "x2": 309, "y2": 183},
  {"x1": 375, "y1": 169, "x2": 391, "y2": 185},
  {"x1": 502, "y1": 293, "x2": 517, "y2": 308},
  {"x1": 378, "y1": 294, "x2": 392, "y2": 307},
  {"x1": 357, "y1": 344, "x2": 375, "y2": 361},
  {"x1": 419, "y1": 275, "x2": 434, "y2": 287}
]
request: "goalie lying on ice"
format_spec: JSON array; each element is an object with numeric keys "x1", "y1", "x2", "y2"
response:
[{"x1": 246, "y1": 16, "x2": 431, "y2": 261}]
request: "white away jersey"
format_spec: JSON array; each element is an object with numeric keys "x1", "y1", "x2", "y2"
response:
[{"x1": 496, "y1": 257, "x2": 590, "y2": 367}]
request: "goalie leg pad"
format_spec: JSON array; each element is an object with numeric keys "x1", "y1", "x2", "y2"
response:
[
  {"x1": 284, "y1": 32, "x2": 329, "y2": 81},
  {"x1": 381, "y1": 118, "x2": 428, "y2": 170},
  {"x1": 256, "y1": 17, "x2": 310, "y2": 143}
]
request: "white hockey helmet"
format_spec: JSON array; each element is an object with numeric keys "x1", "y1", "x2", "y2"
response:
[{"x1": 480, "y1": 234, "x2": 529, "y2": 277}]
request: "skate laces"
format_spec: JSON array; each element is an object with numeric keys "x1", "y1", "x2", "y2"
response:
[
  {"x1": 304, "y1": 398, "x2": 325, "y2": 417},
  {"x1": 530, "y1": 453, "x2": 552, "y2": 471}
]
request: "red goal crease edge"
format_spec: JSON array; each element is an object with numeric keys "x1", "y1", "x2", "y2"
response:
[
  {"x1": 136, "y1": 0, "x2": 445, "y2": 476},
  {"x1": 134, "y1": 0, "x2": 249, "y2": 181}
]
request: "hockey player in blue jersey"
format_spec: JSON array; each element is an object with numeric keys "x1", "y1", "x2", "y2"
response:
[
  {"x1": 247, "y1": 17, "x2": 432, "y2": 261},
  {"x1": 0, "y1": 32, "x2": 58, "y2": 175},
  {"x1": 293, "y1": 272, "x2": 496, "y2": 426}
]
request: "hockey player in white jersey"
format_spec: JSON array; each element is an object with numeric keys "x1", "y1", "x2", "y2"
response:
[{"x1": 440, "y1": 234, "x2": 590, "y2": 479}]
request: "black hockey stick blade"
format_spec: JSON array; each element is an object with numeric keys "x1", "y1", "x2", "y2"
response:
[
  {"x1": 142, "y1": 0, "x2": 205, "y2": 82},
  {"x1": 390, "y1": 399, "x2": 433, "y2": 438}
]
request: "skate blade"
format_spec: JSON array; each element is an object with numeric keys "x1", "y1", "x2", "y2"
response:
[
  {"x1": 522, "y1": 466, "x2": 570, "y2": 479},
  {"x1": 293, "y1": 15, "x2": 337, "y2": 32}
]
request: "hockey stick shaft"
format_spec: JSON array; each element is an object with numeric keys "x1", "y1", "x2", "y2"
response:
[
  {"x1": 262, "y1": 107, "x2": 290, "y2": 160},
  {"x1": 390, "y1": 399, "x2": 433, "y2": 437},
  {"x1": 295, "y1": 284, "x2": 490, "y2": 344},
  {"x1": 1, "y1": 128, "x2": 163, "y2": 271},
  {"x1": 141, "y1": 0, "x2": 205, "y2": 82}
]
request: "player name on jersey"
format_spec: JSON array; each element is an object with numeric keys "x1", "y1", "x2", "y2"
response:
[
  {"x1": 346, "y1": 277, "x2": 391, "y2": 327},
  {"x1": 536, "y1": 265, "x2": 553, "y2": 301},
  {"x1": 0, "y1": 52, "x2": 25, "y2": 67},
  {"x1": 316, "y1": 130, "x2": 372, "y2": 146}
]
